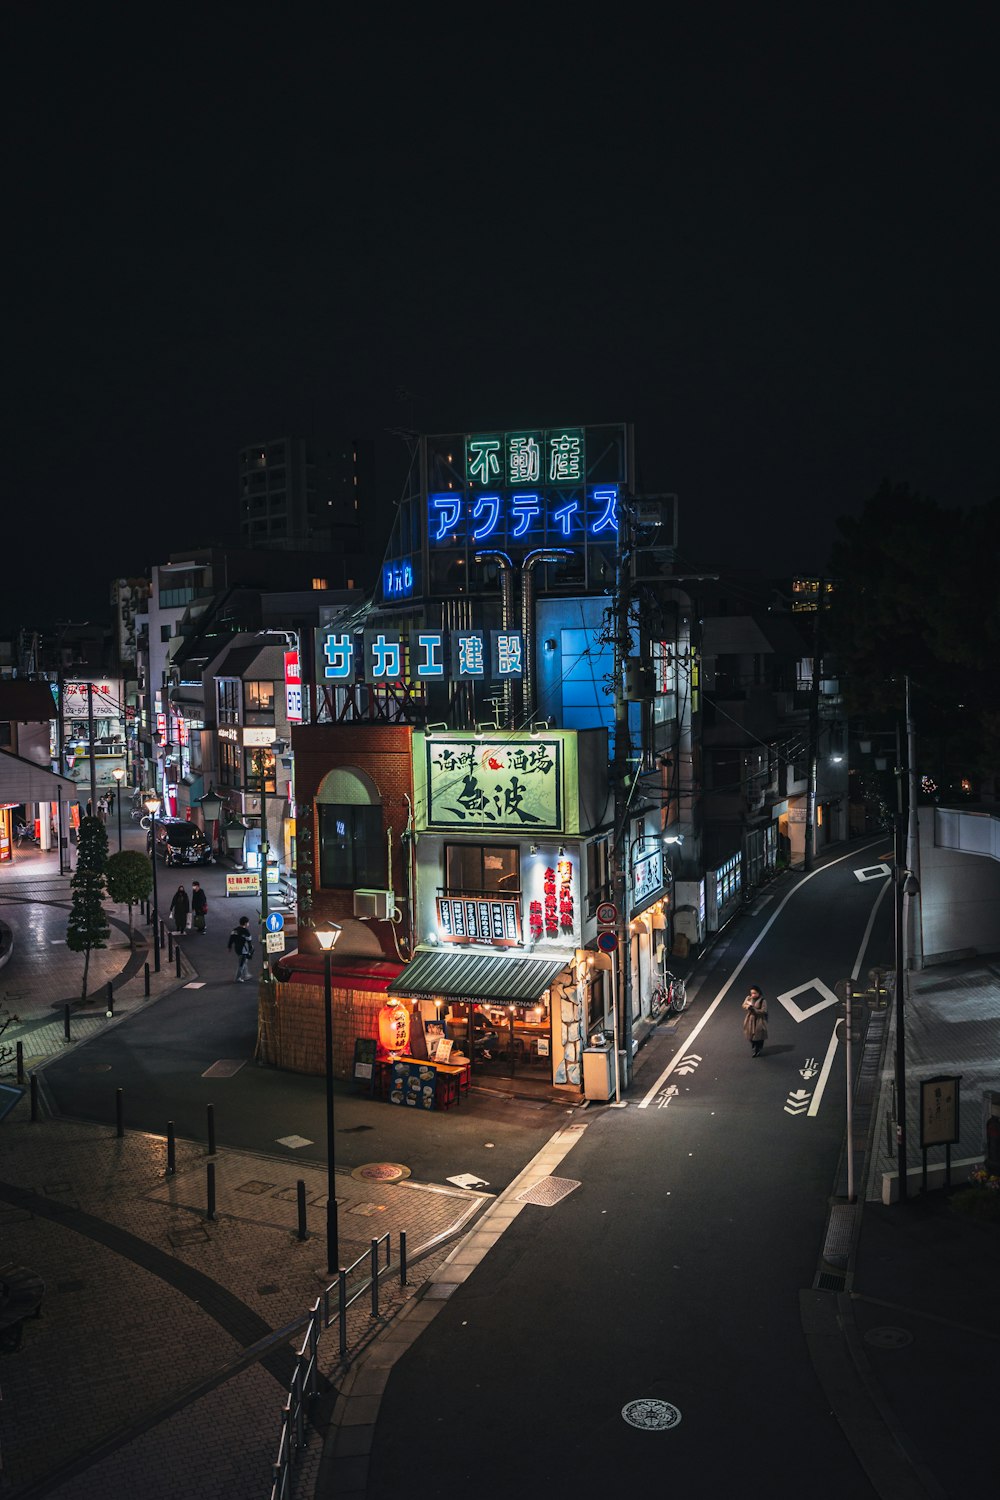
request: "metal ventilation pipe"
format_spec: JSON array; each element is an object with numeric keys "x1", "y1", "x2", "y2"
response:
[
  {"x1": 474, "y1": 550, "x2": 515, "y2": 727},
  {"x1": 520, "y1": 549, "x2": 574, "y2": 724}
]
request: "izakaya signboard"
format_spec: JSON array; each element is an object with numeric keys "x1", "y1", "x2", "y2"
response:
[
  {"x1": 415, "y1": 732, "x2": 569, "y2": 832},
  {"x1": 436, "y1": 896, "x2": 522, "y2": 946},
  {"x1": 632, "y1": 848, "x2": 664, "y2": 906},
  {"x1": 284, "y1": 650, "x2": 302, "y2": 722}
]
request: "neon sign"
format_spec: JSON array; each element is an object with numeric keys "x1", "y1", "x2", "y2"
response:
[
  {"x1": 383, "y1": 560, "x2": 414, "y2": 598},
  {"x1": 468, "y1": 429, "x2": 586, "y2": 488},
  {"x1": 320, "y1": 629, "x2": 525, "y2": 683},
  {"x1": 428, "y1": 484, "x2": 618, "y2": 546}
]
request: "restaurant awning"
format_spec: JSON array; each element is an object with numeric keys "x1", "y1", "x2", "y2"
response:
[
  {"x1": 388, "y1": 948, "x2": 569, "y2": 1005},
  {"x1": 0, "y1": 750, "x2": 76, "y2": 805}
]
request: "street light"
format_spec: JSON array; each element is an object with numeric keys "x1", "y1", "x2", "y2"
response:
[
  {"x1": 197, "y1": 783, "x2": 223, "y2": 862},
  {"x1": 316, "y1": 921, "x2": 343, "y2": 1275},
  {"x1": 144, "y1": 794, "x2": 161, "y2": 973},
  {"x1": 112, "y1": 766, "x2": 125, "y2": 852}
]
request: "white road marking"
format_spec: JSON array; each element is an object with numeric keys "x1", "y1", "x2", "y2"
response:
[
  {"x1": 637, "y1": 838, "x2": 886, "y2": 1109},
  {"x1": 851, "y1": 876, "x2": 892, "y2": 980},
  {"x1": 776, "y1": 976, "x2": 839, "y2": 1022},
  {"x1": 854, "y1": 864, "x2": 891, "y2": 882},
  {"x1": 784, "y1": 1089, "x2": 812, "y2": 1115},
  {"x1": 807, "y1": 1026, "x2": 841, "y2": 1116}
]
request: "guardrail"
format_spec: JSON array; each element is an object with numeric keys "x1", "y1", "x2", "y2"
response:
[{"x1": 269, "y1": 1230, "x2": 408, "y2": 1500}]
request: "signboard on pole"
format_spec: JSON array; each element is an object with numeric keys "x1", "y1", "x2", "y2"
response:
[
  {"x1": 596, "y1": 901, "x2": 617, "y2": 927},
  {"x1": 265, "y1": 931, "x2": 286, "y2": 954},
  {"x1": 920, "y1": 1075, "x2": 961, "y2": 1148}
]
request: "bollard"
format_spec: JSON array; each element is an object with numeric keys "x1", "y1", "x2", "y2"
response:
[
  {"x1": 166, "y1": 1120, "x2": 176, "y2": 1175},
  {"x1": 16, "y1": 1040, "x2": 24, "y2": 1085},
  {"x1": 144, "y1": 962, "x2": 150, "y2": 997},
  {"x1": 400, "y1": 1230, "x2": 407, "y2": 1287},
  {"x1": 106, "y1": 980, "x2": 114, "y2": 1018},
  {"x1": 207, "y1": 1103, "x2": 216, "y2": 1156},
  {"x1": 370, "y1": 1239, "x2": 380, "y2": 1318},
  {"x1": 206, "y1": 1161, "x2": 216, "y2": 1221},
  {"x1": 338, "y1": 1271, "x2": 348, "y2": 1359},
  {"x1": 145, "y1": 901, "x2": 151, "y2": 927},
  {"x1": 116, "y1": 1087, "x2": 124, "y2": 1139},
  {"x1": 64, "y1": 1004, "x2": 71, "y2": 1042},
  {"x1": 159, "y1": 919, "x2": 165, "y2": 950},
  {"x1": 296, "y1": 1179, "x2": 308, "y2": 1241},
  {"x1": 30, "y1": 1072, "x2": 38, "y2": 1122},
  {"x1": 175, "y1": 943, "x2": 182, "y2": 978},
  {"x1": 167, "y1": 932, "x2": 174, "y2": 963}
]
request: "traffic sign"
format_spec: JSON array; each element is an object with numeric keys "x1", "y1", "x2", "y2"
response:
[
  {"x1": 265, "y1": 912, "x2": 284, "y2": 933},
  {"x1": 596, "y1": 929, "x2": 618, "y2": 953},
  {"x1": 265, "y1": 931, "x2": 286, "y2": 953},
  {"x1": 596, "y1": 901, "x2": 617, "y2": 927}
]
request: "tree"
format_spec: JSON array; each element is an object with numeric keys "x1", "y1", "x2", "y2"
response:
[
  {"x1": 67, "y1": 816, "x2": 110, "y2": 999},
  {"x1": 106, "y1": 850, "x2": 153, "y2": 946}
]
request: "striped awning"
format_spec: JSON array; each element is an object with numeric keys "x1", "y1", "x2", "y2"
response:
[{"x1": 388, "y1": 948, "x2": 569, "y2": 1005}]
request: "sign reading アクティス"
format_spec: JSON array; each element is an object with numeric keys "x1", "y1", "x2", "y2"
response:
[{"x1": 416, "y1": 733, "x2": 564, "y2": 832}]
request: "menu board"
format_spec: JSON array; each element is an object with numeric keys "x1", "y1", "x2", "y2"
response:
[
  {"x1": 353, "y1": 1037, "x2": 377, "y2": 1088},
  {"x1": 436, "y1": 896, "x2": 522, "y2": 945},
  {"x1": 387, "y1": 1059, "x2": 438, "y2": 1110}
]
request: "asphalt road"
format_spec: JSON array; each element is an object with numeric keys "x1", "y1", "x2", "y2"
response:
[{"x1": 365, "y1": 841, "x2": 895, "y2": 1498}]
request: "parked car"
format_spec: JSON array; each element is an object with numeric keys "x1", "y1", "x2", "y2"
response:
[{"x1": 147, "y1": 817, "x2": 213, "y2": 867}]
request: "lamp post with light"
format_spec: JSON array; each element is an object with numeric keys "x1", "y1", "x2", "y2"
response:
[
  {"x1": 197, "y1": 784, "x2": 223, "y2": 861},
  {"x1": 144, "y1": 794, "x2": 161, "y2": 972},
  {"x1": 316, "y1": 922, "x2": 343, "y2": 1274},
  {"x1": 112, "y1": 766, "x2": 125, "y2": 852}
]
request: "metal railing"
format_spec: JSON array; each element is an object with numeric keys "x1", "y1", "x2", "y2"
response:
[{"x1": 269, "y1": 1230, "x2": 408, "y2": 1500}]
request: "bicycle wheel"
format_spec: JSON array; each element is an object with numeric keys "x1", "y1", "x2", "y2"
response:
[{"x1": 669, "y1": 977, "x2": 688, "y2": 1013}]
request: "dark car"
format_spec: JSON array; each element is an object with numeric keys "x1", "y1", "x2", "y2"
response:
[{"x1": 147, "y1": 817, "x2": 213, "y2": 867}]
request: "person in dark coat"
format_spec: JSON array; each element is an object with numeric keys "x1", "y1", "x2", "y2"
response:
[
  {"x1": 228, "y1": 915, "x2": 254, "y2": 982},
  {"x1": 742, "y1": 985, "x2": 768, "y2": 1057},
  {"x1": 191, "y1": 880, "x2": 208, "y2": 933},
  {"x1": 169, "y1": 884, "x2": 190, "y2": 934}
]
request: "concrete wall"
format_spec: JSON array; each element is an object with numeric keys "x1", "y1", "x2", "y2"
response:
[{"x1": 921, "y1": 806, "x2": 1000, "y2": 962}]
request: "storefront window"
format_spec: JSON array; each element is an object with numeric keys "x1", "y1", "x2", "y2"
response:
[
  {"x1": 245, "y1": 748, "x2": 276, "y2": 794},
  {"x1": 319, "y1": 804, "x2": 385, "y2": 888},
  {"x1": 445, "y1": 843, "x2": 518, "y2": 895},
  {"x1": 219, "y1": 738, "x2": 241, "y2": 788}
]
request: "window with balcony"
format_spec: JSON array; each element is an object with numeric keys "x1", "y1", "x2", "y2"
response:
[{"x1": 444, "y1": 844, "x2": 519, "y2": 896}]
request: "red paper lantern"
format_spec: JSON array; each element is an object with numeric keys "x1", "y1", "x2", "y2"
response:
[{"x1": 377, "y1": 1002, "x2": 410, "y2": 1056}]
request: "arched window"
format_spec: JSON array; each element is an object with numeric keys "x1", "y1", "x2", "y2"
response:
[{"x1": 316, "y1": 767, "x2": 386, "y2": 890}]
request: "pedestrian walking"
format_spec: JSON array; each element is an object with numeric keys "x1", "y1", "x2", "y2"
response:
[
  {"x1": 169, "y1": 884, "x2": 190, "y2": 933},
  {"x1": 191, "y1": 880, "x2": 208, "y2": 933},
  {"x1": 106, "y1": 787, "x2": 115, "y2": 814},
  {"x1": 742, "y1": 985, "x2": 768, "y2": 1057},
  {"x1": 228, "y1": 916, "x2": 254, "y2": 982}
]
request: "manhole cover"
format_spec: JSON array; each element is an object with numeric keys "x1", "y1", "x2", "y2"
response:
[
  {"x1": 236, "y1": 1180, "x2": 276, "y2": 1196},
  {"x1": 622, "y1": 1399, "x2": 682, "y2": 1431},
  {"x1": 515, "y1": 1175, "x2": 580, "y2": 1207},
  {"x1": 864, "y1": 1325, "x2": 914, "y2": 1349},
  {"x1": 351, "y1": 1162, "x2": 410, "y2": 1182}
]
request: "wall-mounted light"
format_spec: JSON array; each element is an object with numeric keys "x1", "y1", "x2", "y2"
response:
[
  {"x1": 529, "y1": 843, "x2": 538, "y2": 856},
  {"x1": 558, "y1": 845, "x2": 565, "y2": 857},
  {"x1": 543, "y1": 639, "x2": 557, "y2": 652}
]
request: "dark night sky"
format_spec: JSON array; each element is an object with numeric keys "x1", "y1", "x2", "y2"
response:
[{"x1": 6, "y1": 5, "x2": 999, "y2": 635}]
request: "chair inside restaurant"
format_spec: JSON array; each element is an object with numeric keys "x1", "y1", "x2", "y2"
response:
[{"x1": 444, "y1": 1000, "x2": 551, "y2": 1077}]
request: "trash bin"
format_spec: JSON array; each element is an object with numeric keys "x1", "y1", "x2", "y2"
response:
[{"x1": 583, "y1": 1045, "x2": 614, "y2": 1102}]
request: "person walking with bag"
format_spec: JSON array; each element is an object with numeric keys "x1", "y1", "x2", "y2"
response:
[
  {"x1": 228, "y1": 915, "x2": 254, "y2": 982},
  {"x1": 742, "y1": 985, "x2": 768, "y2": 1057},
  {"x1": 191, "y1": 880, "x2": 208, "y2": 934},
  {"x1": 169, "y1": 884, "x2": 190, "y2": 934}
]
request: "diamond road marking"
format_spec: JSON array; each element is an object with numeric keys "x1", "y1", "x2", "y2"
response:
[
  {"x1": 776, "y1": 976, "x2": 840, "y2": 1023},
  {"x1": 275, "y1": 1134, "x2": 313, "y2": 1149},
  {"x1": 854, "y1": 863, "x2": 892, "y2": 882}
]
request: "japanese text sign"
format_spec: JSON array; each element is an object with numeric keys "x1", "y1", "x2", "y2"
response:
[{"x1": 419, "y1": 734, "x2": 564, "y2": 832}]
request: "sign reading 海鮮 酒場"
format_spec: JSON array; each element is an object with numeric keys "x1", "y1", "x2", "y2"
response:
[{"x1": 416, "y1": 733, "x2": 566, "y2": 832}]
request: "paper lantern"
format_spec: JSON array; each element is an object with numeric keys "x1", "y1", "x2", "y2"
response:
[{"x1": 377, "y1": 1002, "x2": 410, "y2": 1056}]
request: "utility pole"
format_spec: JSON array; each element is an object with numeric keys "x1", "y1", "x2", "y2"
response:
[
  {"x1": 610, "y1": 499, "x2": 635, "y2": 1091},
  {"x1": 802, "y1": 581, "x2": 824, "y2": 872}
]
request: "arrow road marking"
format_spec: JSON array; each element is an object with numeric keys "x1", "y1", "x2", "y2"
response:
[
  {"x1": 776, "y1": 977, "x2": 840, "y2": 1023},
  {"x1": 784, "y1": 1089, "x2": 811, "y2": 1115},
  {"x1": 799, "y1": 1057, "x2": 819, "y2": 1079},
  {"x1": 674, "y1": 1053, "x2": 702, "y2": 1075},
  {"x1": 656, "y1": 1084, "x2": 680, "y2": 1109}
]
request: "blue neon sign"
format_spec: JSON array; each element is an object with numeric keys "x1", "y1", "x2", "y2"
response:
[
  {"x1": 426, "y1": 485, "x2": 618, "y2": 546},
  {"x1": 383, "y1": 560, "x2": 414, "y2": 598}
]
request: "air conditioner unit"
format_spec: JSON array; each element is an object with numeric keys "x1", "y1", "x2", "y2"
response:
[{"x1": 354, "y1": 889, "x2": 394, "y2": 920}]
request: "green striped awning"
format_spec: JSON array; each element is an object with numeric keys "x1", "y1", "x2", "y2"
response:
[{"x1": 387, "y1": 949, "x2": 569, "y2": 1005}]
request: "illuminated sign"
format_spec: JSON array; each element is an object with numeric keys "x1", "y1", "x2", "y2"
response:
[
  {"x1": 632, "y1": 848, "x2": 664, "y2": 906},
  {"x1": 321, "y1": 629, "x2": 525, "y2": 684},
  {"x1": 383, "y1": 560, "x2": 414, "y2": 599},
  {"x1": 284, "y1": 650, "x2": 302, "y2": 722},
  {"x1": 436, "y1": 896, "x2": 523, "y2": 946},
  {"x1": 468, "y1": 430, "x2": 585, "y2": 487},
  {"x1": 421, "y1": 735, "x2": 562, "y2": 832},
  {"x1": 429, "y1": 485, "x2": 618, "y2": 546}
]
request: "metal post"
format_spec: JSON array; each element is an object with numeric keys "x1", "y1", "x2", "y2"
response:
[
  {"x1": 116, "y1": 781, "x2": 123, "y2": 852},
  {"x1": 207, "y1": 1103, "x2": 216, "y2": 1156},
  {"x1": 297, "y1": 1179, "x2": 308, "y2": 1241},
  {"x1": 400, "y1": 1230, "x2": 408, "y2": 1287},
  {"x1": 338, "y1": 1271, "x2": 348, "y2": 1359},
  {"x1": 144, "y1": 962, "x2": 150, "y2": 996},
  {"x1": 206, "y1": 1161, "x2": 216, "y2": 1220},
  {"x1": 116, "y1": 1087, "x2": 124, "y2": 1138},
  {"x1": 175, "y1": 943, "x2": 181, "y2": 978},
  {"x1": 894, "y1": 810, "x2": 908, "y2": 1202},
  {"x1": 803, "y1": 582, "x2": 823, "y2": 872},
  {"x1": 150, "y1": 808, "x2": 161, "y2": 973},
  {"x1": 159, "y1": 918, "x2": 165, "y2": 950},
  {"x1": 324, "y1": 949, "x2": 339, "y2": 1274},
  {"x1": 106, "y1": 980, "x2": 114, "y2": 1018},
  {"x1": 168, "y1": 931, "x2": 174, "y2": 963},
  {"x1": 166, "y1": 1120, "x2": 176, "y2": 1175},
  {"x1": 609, "y1": 949, "x2": 622, "y2": 1106},
  {"x1": 87, "y1": 682, "x2": 98, "y2": 823},
  {"x1": 16, "y1": 1041, "x2": 24, "y2": 1084},
  {"x1": 30, "y1": 1072, "x2": 38, "y2": 1121},
  {"x1": 64, "y1": 1004, "x2": 71, "y2": 1042},
  {"x1": 845, "y1": 980, "x2": 855, "y2": 1203},
  {"x1": 370, "y1": 1239, "x2": 379, "y2": 1318}
]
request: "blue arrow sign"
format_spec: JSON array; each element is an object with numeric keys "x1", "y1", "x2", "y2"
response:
[{"x1": 265, "y1": 912, "x2": 284, "y2": 933}]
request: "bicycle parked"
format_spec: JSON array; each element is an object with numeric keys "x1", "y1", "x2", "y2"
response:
[{"x1": 650, "y1": 971, "x2": 688, "y2": 1016}]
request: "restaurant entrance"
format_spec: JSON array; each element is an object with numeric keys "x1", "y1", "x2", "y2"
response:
[{"x1": 445, "y1": 1000, "x2": 553, "y2": 1080}]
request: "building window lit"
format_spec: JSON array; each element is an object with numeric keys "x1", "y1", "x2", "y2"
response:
[{"x1": 312, "y1": 577, "x2": 328, "y2": 590}]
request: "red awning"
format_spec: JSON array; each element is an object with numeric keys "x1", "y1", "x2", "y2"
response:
[{"x1": 272, "y1": 950, "x2": 403, "y2": 990}]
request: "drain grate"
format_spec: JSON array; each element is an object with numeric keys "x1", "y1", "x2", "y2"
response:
[
  {"x1": 515, "y1": 1175, "x2": 580, "y2": 1207},
  {"x1": 202, "y1": 1059, "x2": 246, "y2": 1078},
  {"x1": 816, "y1": 1271, "x2": 845, "y2": 1292},
  {"x1": 823, "y1": 1203, "x2": 857, "y2": 1268}
]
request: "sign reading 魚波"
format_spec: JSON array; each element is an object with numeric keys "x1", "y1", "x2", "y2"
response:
[{"x1": 421, "y1": 735, "x2": 563, "y2": 831}]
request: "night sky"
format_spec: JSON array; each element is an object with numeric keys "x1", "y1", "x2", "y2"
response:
[{"x1": 7, "y1": 6, "x2": 998, "y2": 636}]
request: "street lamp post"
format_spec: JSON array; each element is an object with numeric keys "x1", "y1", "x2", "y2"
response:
[
  {"x1": 112, "y1": 766, "x2": 125, "y2": 852},
  {"x1": 316, "y1": 922, "x2": 343, "y2": 1275},
  {"x1": 144, "y1": 795, "x2": 161, "y2": 973}
]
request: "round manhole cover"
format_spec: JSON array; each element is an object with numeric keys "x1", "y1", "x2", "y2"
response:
[
  {"x1": 622, "y1": 1399, "x2": 682, "y2": 1432},
  {"x1": 864, "y1": 1326, "x2": 913, "y2": 1350},
  {"x1": 351, "y1": 1162, "x2": 411, "y2": 1183}
]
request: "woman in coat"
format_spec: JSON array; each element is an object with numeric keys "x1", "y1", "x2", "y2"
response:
[
  {"x1": 742, "y1": 985, "x2": 768, "y2": 1057},
  {"x1": 169, "y1": 884, "x2": 190, "y2": 934}
]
